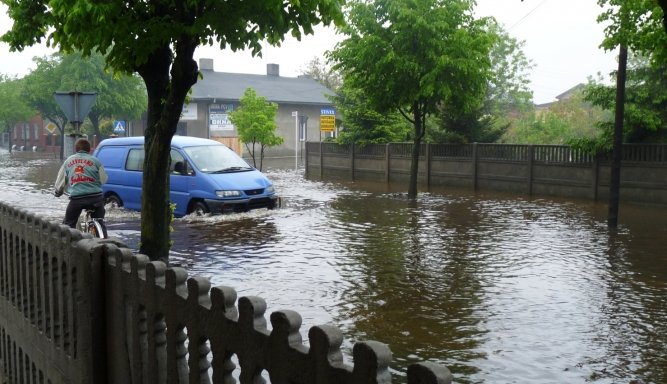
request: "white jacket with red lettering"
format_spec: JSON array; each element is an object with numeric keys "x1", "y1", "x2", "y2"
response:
[{"x1": 54, "y1": 150, "x2": 108, "y2": 198}]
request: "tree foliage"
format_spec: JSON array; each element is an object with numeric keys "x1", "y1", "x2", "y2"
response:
[
  {"x1": 299, "y1": 55, "x2": 411, "y2": 145},
  {"x1": 229, "y1": 88, "x2": 283, "y2": 171},
  {"x1": 435, "y1": 21, "x2": 534, "y2": 144},
  {"x1": 582, "y1": 53, "x2": 667, "y2": 145},
  {"x1": 2, "y1": 0, "x2": 344, "y2": 261},
  {"x1": 332, "y1": 82, "x2": 411, "y2": 145},
  {"x1": 598, "y1": 0, "x2": 667, "y2": 62},
  {"x1": 19, "y1": 56, "x2": 69, "y2": 158},
  {"x1": 57, "y1": 52, "x2": 147, "y2": 138},
  {"x1": 300, "y1": 56, "x2": 343, "y2": 91},
  {"x1": 505, "y1": 88, "x2": 609, "y2": 145},
  {"x1": 0, "y1": 76, "x2": 34, "y2": 151},
  {"x1": 568, "y1": 1, "x2": 667, "y2": 153},
  {"x1": 18, "y1": 53, "x2": 146, "y2": 158},
  {"x1": 329, "y1": 0, "x2": 493, "y2": 197}
]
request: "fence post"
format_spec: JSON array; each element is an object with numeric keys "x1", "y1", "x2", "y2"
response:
[
  {"x1": 527, "y1": 145, "x2": 534, "y2": 195},
  {"x1": 351, "y1": 143, "x2": 355, "y2": 181},
  {"x1": 472, "y1": 142, "x2": 478, "y2": 191},
  {"x1": 592, "y1": 155, "x2": 600, "y2": 201},
  {"x1": 385, "y1": 143, "x2": 391, "y2": 183}
]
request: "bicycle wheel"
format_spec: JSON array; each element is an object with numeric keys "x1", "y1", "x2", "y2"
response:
[{"x1": 89, "y1": 219, "x2": 108, "y2": 239}]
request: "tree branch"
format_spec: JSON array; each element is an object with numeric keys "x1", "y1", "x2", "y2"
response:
[{"x1": 398, "y1": 107, "x2": 414, "y2": 124}]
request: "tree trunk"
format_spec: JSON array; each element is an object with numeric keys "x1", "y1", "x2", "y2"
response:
[
  {"x1": 658, "y1": 0, "x2": 667, "y2": 34},
  {"x1": 408, "y1": 104, "x2": 424, "y2": 199},
  {"x1": 59, "y1": 125, "x2": 65, "y2": 160},
  {"x1": 608, "y1": 44, "x2": 627, "y2": 228},
  {"x1": 7, "y1": 123, "x2": 13, "y2": 153},
  {"x1": 89, "y1": 112, "x2": 101, "y2": 142},
  {"x1": 137, "y1": 42, "x2": 198, "y2": 263}
]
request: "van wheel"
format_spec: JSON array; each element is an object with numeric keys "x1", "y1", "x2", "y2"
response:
[
  {"x1": 191, "y1": 201, "x2": 209, "y2": 216},
  {"x1": 106, "y1": 194, "x2": 123, "y2": 208}
]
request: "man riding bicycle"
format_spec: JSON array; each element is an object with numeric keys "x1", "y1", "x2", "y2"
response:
[{"x1": 54, "y1": 138, "x2": 108, "y2": 228}]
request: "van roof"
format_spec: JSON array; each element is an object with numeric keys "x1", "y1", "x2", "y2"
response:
[{"x1": 97, "y1": 135, "x2": 223, "y2": 149}]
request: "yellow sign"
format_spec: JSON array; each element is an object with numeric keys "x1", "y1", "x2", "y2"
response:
[
  {"x1": 320, "y1": 115, "x2": 336, "y2": 132},
  {"x1": 45, "y1": 122, "x2": 57, "y2": 134}
]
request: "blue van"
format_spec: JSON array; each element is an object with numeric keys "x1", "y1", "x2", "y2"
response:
[{"x1": 94, "y1": 136, "x2": 279, "y2": 217}]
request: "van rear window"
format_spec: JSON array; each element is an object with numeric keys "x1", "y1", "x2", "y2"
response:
[
  {"x1": 96, "y1": 147, "x2": 126, "y2": 168},
  {"x1": 126, "y1": 148, "x2": 145, "y2": 171}
]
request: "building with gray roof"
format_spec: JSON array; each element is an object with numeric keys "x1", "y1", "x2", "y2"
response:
[{"x1": 139, "y1": 58, "x2": 338, "y2": 161}]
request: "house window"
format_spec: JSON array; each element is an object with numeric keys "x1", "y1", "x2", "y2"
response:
[
  {"x1": 299, "y1": 115, "x2": 308, "y2": 141},
  {"x1": 176, "y1": 122, "x2": 187, "y2": 136}
]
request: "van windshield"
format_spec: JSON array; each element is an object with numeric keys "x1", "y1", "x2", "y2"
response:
[{"x1": 183, "y1": 145, "x2": 252, "y2": 173}]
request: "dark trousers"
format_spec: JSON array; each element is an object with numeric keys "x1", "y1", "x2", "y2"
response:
[{"x1": 63, "y1": 194, "x2": 106, "y2": 229}]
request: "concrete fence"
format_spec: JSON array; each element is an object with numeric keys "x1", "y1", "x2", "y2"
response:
[
  {"x1": 305, "y1": 142, "x2": 667, "y2": 205},
  {"x1": 0, "y1": 202, "x2": 452, "y2": 384}
]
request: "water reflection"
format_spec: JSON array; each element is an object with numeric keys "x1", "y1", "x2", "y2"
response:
[
  {"x1": 328, "y1": 194, "x2": 489, "y2": 378},
  {"x1": 2, "y1": 149, "x2": 667, "y2": 383}
]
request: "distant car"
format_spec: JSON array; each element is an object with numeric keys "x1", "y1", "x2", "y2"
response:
[{"x1": 94, "y1": 136, "x2": 279, "y2": 217}]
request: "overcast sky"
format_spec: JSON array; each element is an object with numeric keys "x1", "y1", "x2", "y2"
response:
[{"x1": 0, "y1": 0, "x2": 617, "y2": 104}]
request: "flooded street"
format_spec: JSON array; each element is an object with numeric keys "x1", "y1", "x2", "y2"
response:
[{"x1": 3, "y1": 148, "x2": 667, "y2": 384}]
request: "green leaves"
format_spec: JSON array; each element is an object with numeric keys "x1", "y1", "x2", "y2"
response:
[
  {"x1": 584, "y1": 52, "x2": 667, "y2": 143},
  {"x1": 330, "y1": 0, "x2": 490, "y2": 116},
  {"x1": 597, "y1": 0, "x2": 667, "y2": 64},
  {"x1": 229, "y1": 88, "x2": 283, "y2": 170},
  {"x1": 0, "y1": 76, "x2": 34, "y2": 132},
  {"x1": 18, "y1": 51, "x2": 147, "y2": 137},
  {"x1": 329, "y1": 0, "x2": 493, "y2": 144}
]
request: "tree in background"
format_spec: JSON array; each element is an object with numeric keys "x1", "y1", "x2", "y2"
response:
[
  {"x1": 581, "y1": 54, "x2": 666, "y2": 147},
  {"x1": 332, "y1": 83, "x2": 411, "y2": 145},
  {"x1": 300, "y1": 57, "x2": 343, "y2": 91},
  {"x1": 19, "y1": 53, "x2": 146, "y2": 158},
  {"x1": 329, "y1": 0, "x2": 493, "y2": 198},
  {"x1": 434, "y1": 21, "x2": 534, "y2": 144},
  {"x1": 566, "y1": 1, "x2": 667, "y2": 154},
  {"x1": 299, "y1": 53, "x2": 411, "y2": 145},
  {"x1": 20, "y1": 56, "x2": 69, "y2": 159},
  {"x1": 598, "y1": 0, "x2": 666, "y2": 62},
  {"x1": 229, "y1": 88, "x2": 283, "y2": 171},
  {"x1": 58, "y1": 52, "x2": 147, "y2": 139},
  {"x1": 2, "y1": 0, "x2": 344, "y2": 262},
  {"x1": 505, "y1": 87, "x2": 610, "y2": 145},
  {"x1": 0, "y1": 76, "x2": 34, "y2": 152}
]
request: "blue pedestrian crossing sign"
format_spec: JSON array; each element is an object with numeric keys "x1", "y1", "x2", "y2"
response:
[{"x1": 113, "y1": 120, "x2": 126, "y2": 134}]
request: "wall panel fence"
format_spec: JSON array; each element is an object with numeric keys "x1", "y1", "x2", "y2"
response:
[{"x1": 306, "y1": 142, "x2": 667, "y2": 205}]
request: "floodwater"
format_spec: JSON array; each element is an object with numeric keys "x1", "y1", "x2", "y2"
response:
[{"x1": 3, "y1": 149, "x2": 667, "y2": 384}]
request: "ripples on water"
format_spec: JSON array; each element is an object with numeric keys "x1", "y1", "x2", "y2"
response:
[{"x1": 2, "y1": 150, "x2": 667, "y2": 384}]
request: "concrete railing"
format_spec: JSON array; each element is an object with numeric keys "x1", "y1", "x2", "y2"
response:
[
  {"x1": 0, "y1": 201, "x2": 453, "y2": 384},
  {"x1": 0, "y1": 203, "x2": 105, "y2": 383}
]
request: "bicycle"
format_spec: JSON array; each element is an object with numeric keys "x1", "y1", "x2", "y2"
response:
[
  {"x1": 79, "y1": 208, "x2": 108, "y2": 239},
  {"x1": 54, "y1": 191, "x2": 108, "y2": 239}
]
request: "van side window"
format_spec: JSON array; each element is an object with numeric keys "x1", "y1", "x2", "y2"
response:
[
  {"x1": 126, "y1": 148, "x2": 145, "y2": 171},
  {"x1": 170, "y1": 149, "x2": 192, "y2": 175}
]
